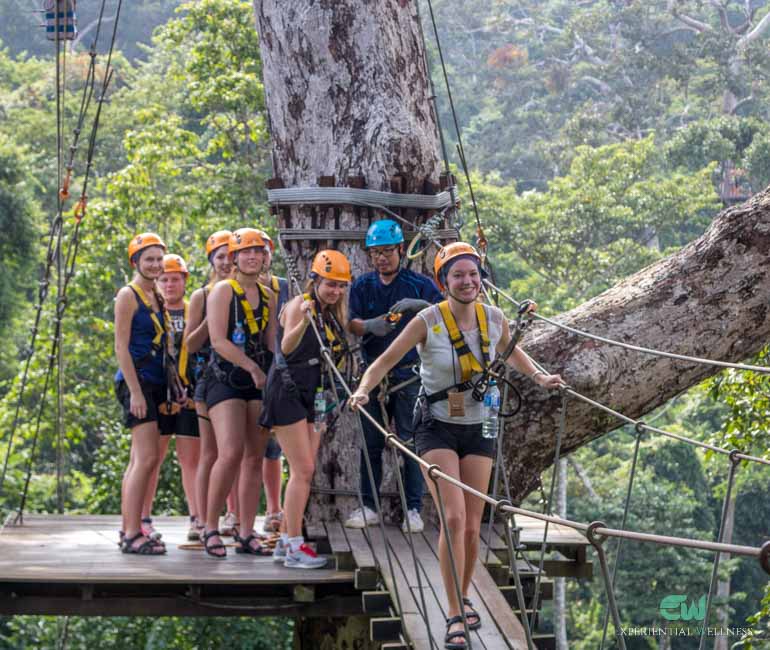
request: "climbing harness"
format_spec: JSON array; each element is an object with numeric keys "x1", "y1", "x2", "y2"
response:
[
  {"x1": 469, "y1": 299, "x2": 536, "y2": 416},
  {"x1": 208, "y1": 279, "x2": 271, "y2": 390}
]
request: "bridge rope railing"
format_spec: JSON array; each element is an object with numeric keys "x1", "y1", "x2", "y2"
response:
[{"x1": 279, "y1": 237, "x2": 770, "y2": 648}]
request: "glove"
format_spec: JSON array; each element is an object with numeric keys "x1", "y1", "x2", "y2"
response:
[
  {"x1": 390, "y1": 298, "x2": 430, "y2": 314},
  {"x1": 362, "y1": 316, "x2": 396, "y2": 337}
]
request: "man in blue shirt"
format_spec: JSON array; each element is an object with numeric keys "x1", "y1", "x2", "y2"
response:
[{"x1": 345, "y1": 219, "x2": 443, "y2": 533}]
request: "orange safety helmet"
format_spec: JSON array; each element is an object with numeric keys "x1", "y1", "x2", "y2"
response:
[
  {"x1": 255, "y1": 229, "x2": 274, "y2": 253},
  {"x1": 162, "y1": 253, "x2": 189, "y2": 277},
  {"x1": 128, "y1": 232, "x2": 166, "y2": 266},
  {"x1": 206, "y1": 230, "x2": 232, "y2": 257},
  {"x1": 228, "y1": 228, "x2": 267, "y2": 257},
  {"x1": 311, "y1": 249, "x2": 352, "y2": 283},
  {"x1": 433, "y1": 242, "x2": 482, "y2": 290}
]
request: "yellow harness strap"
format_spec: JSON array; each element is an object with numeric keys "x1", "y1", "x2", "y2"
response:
[
  {"x1": 177, "y1": 300, "x2": 190, "y2": 385},
  {"x1": 227, "y1": 279, "x2": 269, "y2": 335},
  {"x1": 438, "y1": 300, "x2": 491, "y2": 382},
  {"x1": 129, "y1": 281, "x2": 172, "y2": 350},
  {"x1": 304, "y1": 292, "x2": 343, "y2": 358},
  {"x1": 271, "y1": 275, "x2": 280, "y2": 293}
]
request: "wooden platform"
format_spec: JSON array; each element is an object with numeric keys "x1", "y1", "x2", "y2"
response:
[
  {"x1": 0, "y1": 512, "x2": 589, "y2": 648},
  {"x1": 0, "y1": 515, "x2": 358, "y2": 617}
]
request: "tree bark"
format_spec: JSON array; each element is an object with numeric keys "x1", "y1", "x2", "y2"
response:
[
  {"x1": 253, "y1": 0, "x2": 445, "y2": 524},
  {"x1": 505, "y1": 190, "x2": 770, "y2": 502}
]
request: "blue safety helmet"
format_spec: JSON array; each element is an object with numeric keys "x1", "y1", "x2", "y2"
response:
[{"x1": 365, "y1": 219, "x2": 404, "y2": 248}]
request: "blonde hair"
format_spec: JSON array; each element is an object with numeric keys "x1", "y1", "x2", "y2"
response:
[{"x1": 304, "y1": 278, "x2": 348, "y2": 332}]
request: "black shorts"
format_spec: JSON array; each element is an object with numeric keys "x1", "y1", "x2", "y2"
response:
[
  {"x1": 193, "y1": 379, "x2": 207, "y2": 404},
  {"x1": 115, "y1": 379, "x2": 166, "y2": 431},
  {"x1": 204, "y1": 370, "x2": 262, "y2": 410},
  {"x1": 260, "y1": 363, "x2": 320, "y2": 429},
  {"x1": 158, "y1": 407, "x2": 200, "y2": 437},
  {"x1": 415, "y1": 419, "x2": 495, "y2": 460}
]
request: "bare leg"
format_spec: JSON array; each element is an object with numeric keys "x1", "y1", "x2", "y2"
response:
[
  {"x1": 237, "y1": 404, "x2": 270, "y2": 550},
  {"x1": 122, "y1": 422, "x2": 163, "y2": 553},
  {"x1": 459, "y1": 454, "x2": 493, "y2": 596},
  {"x1": 176, "y1": 435, "x2": 201, "y2": 517},
  {"x1": 421, "y1": 449, "x2": 466, "y2": 645},
  {"x1": 195, "y1": 402, "x2": 216, "y2": 526},
  {"x1": 205, "y1": 399, "x2": 247, "y2": 556},
  {"x1": 263, "y1": 456, "x2": 283, "y2": 516},
  {"x1": 275, "y1": 421, "x2": 321, "y2": 539},
  {"x1": 142, "y1": 435, "x2": 170, "y2": 519}
]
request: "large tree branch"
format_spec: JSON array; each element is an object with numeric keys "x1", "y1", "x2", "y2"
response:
[
  {"x1": 737, "y1": 11, "x2": 770, "y2": 51},
  {"x1": 667, "y1": 1, "x2": 715, "y2": 33},
  {"x1": 502, "y1": 189, "x2": 770, "y2": 501}
]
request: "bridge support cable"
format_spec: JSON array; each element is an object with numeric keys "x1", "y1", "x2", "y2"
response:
[
  {"x1": 0, "y1": 0, "x2": 123, "y2": 518},
  {"x1": 698, "y1": 451, "x2": 741, "y2": 650},
  {"x1": 483, "y1": 279, "x2": 770, "y2": 377},
  {"x1": 587, "y1": 522, "x2": 628, "y2": 650},
  {"x1": 428, "y1": 464, "x2": 474, "y2": 649},
  {"x1": 599, "y1": 423, "x2": 645, "y2": 650},
  {"x1": 527, "y1": 391, "x2": 567, "y2": 635},
  {"x1": 482, "y1": 278, "x2": 770, "y2": 469}
]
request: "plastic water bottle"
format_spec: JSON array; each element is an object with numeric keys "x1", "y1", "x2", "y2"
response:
[
  {"x1": 231, "y1": 321, "x2": 246, "y2": 349},
  {"x1": 481, "y1": 380, "x2": 500, "y2": 439},
  {"x1": 313, "y1": 387, "x2": 326, "y2": 433}
]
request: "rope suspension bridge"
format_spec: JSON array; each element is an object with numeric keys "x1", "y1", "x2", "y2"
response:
[{"x1": 0, "y1": 2, "x2": 769, "y2": 650}]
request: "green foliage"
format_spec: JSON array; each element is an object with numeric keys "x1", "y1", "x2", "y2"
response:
[
  {"x1": 0, "y1": 132, "x2": 38, "y2": 379},
  {"x1": 464, "y1": 136, "x2": 719, "y2": 312},
  {"x1": 0, "y1": 615, "x2": 293, "y2": 650}
]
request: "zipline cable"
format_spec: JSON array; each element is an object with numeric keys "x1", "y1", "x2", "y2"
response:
[
  {"x1": 13, "y1": 0, "x2": 124, "y2": 520},
  {"x1": 483, "y1": 279, "x2": 770, "y2": 376},
  {"x1": 483, "y1": 279, "x2": 770, "y2": 468}
]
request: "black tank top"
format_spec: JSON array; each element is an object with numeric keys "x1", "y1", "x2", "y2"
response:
[{"x1": 212, "y1": 284, "x2": 272, "y2": 372}]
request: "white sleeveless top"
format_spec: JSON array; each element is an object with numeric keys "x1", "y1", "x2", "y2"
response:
[{"x1": 417, "y1": 302, "x2": 505, "y2": 424}]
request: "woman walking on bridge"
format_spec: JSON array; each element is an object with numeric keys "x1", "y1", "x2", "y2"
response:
[{"x1": 349, "y1": 243, "x2": 562, "y2": 648}]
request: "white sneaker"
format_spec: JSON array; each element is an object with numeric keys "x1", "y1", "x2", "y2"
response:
[
  {"x1": 402, "y1": 509, "x2": 424, "y2": 533},
  {"x1": 344, "y1": 506, "x2": 380, "y2": 529},
  {"x1": 284, "y1": 543, "x2": 327, "y2": 569}
]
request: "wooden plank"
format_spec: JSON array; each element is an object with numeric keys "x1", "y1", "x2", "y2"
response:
[
  {"x1": 325, "y1": 521, "x2": 354, "y2": 570},
  {"x1": 421, "y1": 526, "x2": 529, "y2": 649},
  {"x1": 0, "y1": 515, "x2": 353, "y2": 585},
  {"x1": 362, "y1": 590, "x2": 391, "y2": 614},
  {"x1": 370, "y1": 617, "x2": 403, "y2": 642},
  {"x1": 541, "y1": 559, "x2": 593, "y2": 579},
  {"x1": 342, "y1": 526, "x2": 377, "y2": 570}
]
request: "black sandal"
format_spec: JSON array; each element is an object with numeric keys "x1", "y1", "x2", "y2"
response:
[
  {"x1": 203, "y1": 529, "x2": 227, "y2": 559},
  {"x1": 462, "y1": 597, "x2": 481, "y2": 630},
  {"x1": 235, "y1": 533, "x2": 272, "y2": 556},
  {"x1": 121, "y1": 532, "x2": 166, "y2": 555},
  {"x1": 444, "y1": 615, "x2": 468, "y2": 649}
]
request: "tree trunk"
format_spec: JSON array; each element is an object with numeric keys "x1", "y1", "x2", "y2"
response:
[
  {"x1": 253, "y1": 0, "x2": 445, "y2": 525},
  {"x1": 504, "y1": 190, "x2": 770, "y2": 502},
  {"x1": 554, "y1": 458, "x2": 568, "y2": 650},
  {"x1": 713, "y1": 491, "x2": 736, "y2": 650},
  {"x1": 253, "y1": 4, "x2": 770, "y2": 515}
]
